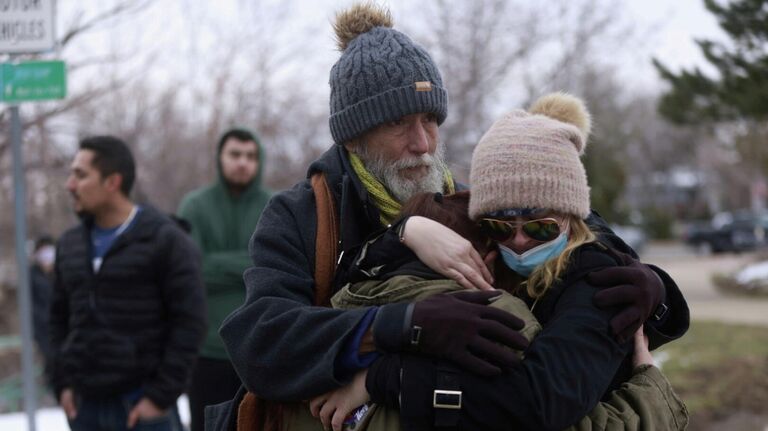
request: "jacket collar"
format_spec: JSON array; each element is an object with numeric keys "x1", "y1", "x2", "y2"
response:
[
  {"x1": 80, "y1": 205, "x2": 168, "y2": 243},
  {"x1": 308, "y1": 146, "x2": 376, "y2": 216},
  {"x1": 307, "y1": 145, "x2": 383, "y2": 252}
]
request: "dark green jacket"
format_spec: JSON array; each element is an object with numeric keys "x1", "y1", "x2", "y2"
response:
[{"x1": 178, "y1": 139, "x2": 271, "y2": 359}]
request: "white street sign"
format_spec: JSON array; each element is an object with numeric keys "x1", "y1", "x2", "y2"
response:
[{"x1": 0, "y1": 0, "x2": 56, "y2": 54}]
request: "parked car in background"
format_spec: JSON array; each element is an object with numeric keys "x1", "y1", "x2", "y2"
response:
[{"x1": 684, "y1": 211, "x2": 768, "y2": 254}]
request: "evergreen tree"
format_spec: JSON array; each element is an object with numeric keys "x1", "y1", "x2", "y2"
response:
[{"x1": 654, "y1": 0, "x2": 768, "y2": 124}]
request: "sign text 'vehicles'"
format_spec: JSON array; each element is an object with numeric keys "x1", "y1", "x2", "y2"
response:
[
  {"x1": 1, "y1": 0, "x2": 45, "y2": 44},
  {"x1": 0, "y1": 0, "x2": 54, "y2": 53},
  {"x1": 0, "y1": 19, "x2": 46, "y2": 45}
]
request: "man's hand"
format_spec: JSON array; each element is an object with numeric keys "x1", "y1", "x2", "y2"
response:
[
  {"x1": 588, "y1": 253, "x2": 664, "y2": 343},
  {"x1": 60, "y1": 388, "x2": 77, "y2": 420},
  {"x1": 411, "y1": 290, "x2": 528, "y2": 376},
  {"x1": 126, "y1": 397, "x2": 166, "y2": 429},
  {"x1": 310, "y1": 369, "x2": 370, "y2": 431},
  {"x1": 402, "y1": 216, "x2": 495, "y2": 291}
]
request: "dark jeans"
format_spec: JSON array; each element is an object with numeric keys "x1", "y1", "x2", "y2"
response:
[
  {"x1": 188, "y1": 357, "x2": 242, "y2": 431},
  {"x1": 67, "y1": 392, "x2": 183, "y2": 431}
]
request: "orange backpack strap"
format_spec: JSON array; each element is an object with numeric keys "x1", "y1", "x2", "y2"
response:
[
  {"x1": 310, "y1": 171, "x2": 340, "y2": 307},
  {"x1": 236, "y1": 392, "x2": 261, "y2": 430},
  {"x1": 236, "y1": 172, "x2": 340, "y2": 431}
]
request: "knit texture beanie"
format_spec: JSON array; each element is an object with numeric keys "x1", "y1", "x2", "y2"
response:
[
  {"x1": 469, "y1": 93, "x2": 592, "y2": 220},
  {"x1": 329, "y1": 3, "x2": 448, "y2": 144}
]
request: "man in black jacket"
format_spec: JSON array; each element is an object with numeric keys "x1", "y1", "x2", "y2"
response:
[
  {"x1": 216, "y1": 3, "x2": 688, "y2": 430},
  {"x1": 51, "y1": 135, "x2": 206, "y2": 431}
]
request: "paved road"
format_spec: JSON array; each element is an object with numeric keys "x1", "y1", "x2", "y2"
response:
[{"x1": 640, "y1": 242, "x2": 768, "y2": 327}]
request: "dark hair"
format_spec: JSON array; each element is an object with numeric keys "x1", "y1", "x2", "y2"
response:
[
  {"x1": 34, "y1": 235, "x2": 55, "y2": 252},
  {"x1": 399, "y1": 190, "x2": 491, "y2": 255},
  {"x1": 217, "y1": 128, "x2": 259, "y2": 155},
  {"x1": 79, "y1": 135, "x2": 136, "y2": 196}
]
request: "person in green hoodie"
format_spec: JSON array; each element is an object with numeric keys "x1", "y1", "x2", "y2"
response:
[{"x1": 177, "y1": 128, "x2": 271, "y2": 431}]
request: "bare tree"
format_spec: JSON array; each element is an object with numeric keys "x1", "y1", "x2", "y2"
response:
[
  {"x1": 396, "y1": 0, "x2": 636, "y2": 183},
  {"x1": 396, "y1": 0, "x2": 546, "y2": 179},
  {"x1": 0, "y1": 0, "x2": 158, "y2": 285},
  {"x1": 54, "y1": 0, "x2": 332, "y2": 217}
]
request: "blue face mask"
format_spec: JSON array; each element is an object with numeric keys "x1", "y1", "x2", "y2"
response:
[{"x1": 498, "y1": 232, "x2": 568, "y2": 276}]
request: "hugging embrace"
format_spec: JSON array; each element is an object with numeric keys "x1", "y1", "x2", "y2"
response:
[{"x1": 209, "y1": 3, "x2": 690, "y2": 431}]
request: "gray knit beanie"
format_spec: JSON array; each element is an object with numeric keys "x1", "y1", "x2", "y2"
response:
[
  {"x1": 469, "y1": 93, "x2": 592, "y2": 220},
  {"x1": 329, "y1": 3, "x2": 448, "y2": 144}
]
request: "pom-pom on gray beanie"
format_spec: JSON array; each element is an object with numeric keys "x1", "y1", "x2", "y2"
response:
[{"x1": 329, "y1": 3, "x2": 448, "y2": 144}]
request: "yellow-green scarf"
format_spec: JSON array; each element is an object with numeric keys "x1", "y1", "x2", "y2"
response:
[{"x1": 348, "y1": 152, "x2": 456, "y2": 226}]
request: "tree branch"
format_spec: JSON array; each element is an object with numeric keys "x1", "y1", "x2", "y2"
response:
[{"x1": 60, "y1": 0, "x2": 154, "y2": 48}]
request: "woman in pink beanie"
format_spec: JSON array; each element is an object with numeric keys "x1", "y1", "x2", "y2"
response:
[
  {"x1": 388, "y1": 94, "x2": 687, "y2": 429},
  {"x1": 310, "y1": 93, "x2": 689, "y2": 430}
]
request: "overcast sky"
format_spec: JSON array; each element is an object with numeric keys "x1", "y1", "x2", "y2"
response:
[
  {"x1": 623, "y1": 0, "x2": 725, "y2": 92},
  {"x1": 62, "y1": 0, "x2": 726, "y2": 93},
  {"x1": 316, "y1": 0, "x2": 727, "y2": 94},
  {"x1": 2, "y1": 0, "x2": 730, "y2": 119}
]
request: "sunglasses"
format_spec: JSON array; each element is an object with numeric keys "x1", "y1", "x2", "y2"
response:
[{"x1": 478, "y1": 217, "x2": 562, "y2": 243}]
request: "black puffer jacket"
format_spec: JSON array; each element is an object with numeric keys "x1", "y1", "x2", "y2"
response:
[{"x1": 49, "y1": 207, "x2": 207, "y2": 409}]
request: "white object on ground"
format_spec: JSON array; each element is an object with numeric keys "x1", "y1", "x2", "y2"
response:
[
  {"x1": 0, "y1": 395, "x2": 191, "y2": 431},
  {"x1": 734, "y1": 261, "x2": 768, "y2": 287}
]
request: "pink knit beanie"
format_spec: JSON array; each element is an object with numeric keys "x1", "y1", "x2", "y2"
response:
[{"x1": 469, "y1": 92, "x2": 592, "y2": 220}]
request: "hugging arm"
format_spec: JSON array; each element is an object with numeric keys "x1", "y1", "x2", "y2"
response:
[
  {"x1": 586, "y1": 211, "x2": 690, "y2": 348},
  {"x1": 345, "y1": 216, "x2": 493, "y2": 290},
  {"x1": 355, "y1": 212, "x2": 691, "y2": 350},
  {"x1": 221, "y1": 190, "x2": 527, "y2": 401}
]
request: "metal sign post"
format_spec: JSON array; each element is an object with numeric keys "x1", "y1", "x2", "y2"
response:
[
  {"x1": 3, "y1": 3, "x2": 58, "y2": 429},
  {"x1": 10, "y1": 101, "x2": 37, "y2": 431},
  {"x1": 3, "y1": 57, "x2": 66, "y2": 431}
]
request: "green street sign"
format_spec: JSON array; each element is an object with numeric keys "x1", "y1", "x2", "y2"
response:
[{"x1": 1, "y1": 60, "x2": 66, "y2": 103}]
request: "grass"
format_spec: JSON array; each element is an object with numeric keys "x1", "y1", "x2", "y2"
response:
[{"x1": 655, "y1": 320, "x2": 768, "y2": 423}]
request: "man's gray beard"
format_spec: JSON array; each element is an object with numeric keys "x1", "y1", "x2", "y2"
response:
[{"x1": 356, "y1": 143, "x2": 447, "y2": 203}]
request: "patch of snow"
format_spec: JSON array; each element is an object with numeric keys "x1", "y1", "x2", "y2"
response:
[
  {"x1": 0, "y1": 407, "x2": 67, "y2": 431},
  {"x1": 178, "y1": 394, "x2": 190, "y2": 426},
  {"x1": 735, "y1": 261, "x2": 768, "y2": 286},
  {"x1": 0, "y1": 395, "x2": 190, "y2": 431}
]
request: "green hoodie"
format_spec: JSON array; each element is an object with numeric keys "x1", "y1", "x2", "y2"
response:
[{"x1": 178, "y1": 132, "x2": 271, "y2": 359}]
